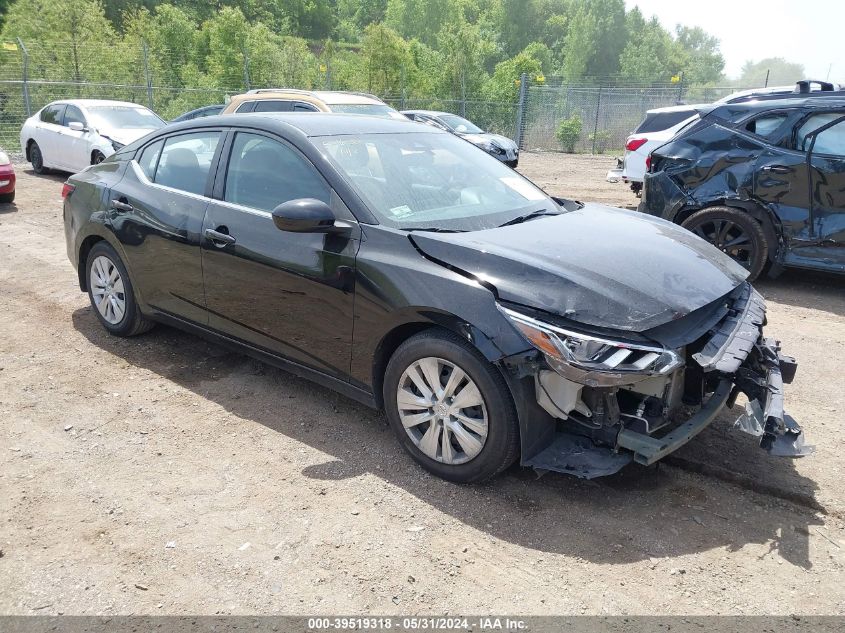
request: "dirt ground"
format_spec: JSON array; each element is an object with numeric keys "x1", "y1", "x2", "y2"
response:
[{"x1": 1, "y1": 152, "x2": 844, "y2": 616}]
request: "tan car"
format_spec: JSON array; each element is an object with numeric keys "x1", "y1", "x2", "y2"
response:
[{"x1": 221, "y1": 89, "x2": 405, "y2": 118}]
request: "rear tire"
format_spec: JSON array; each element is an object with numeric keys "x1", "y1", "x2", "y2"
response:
[
  {"x1": 681, "y1": 206, "x2": 769, "y2": 281},
  {"x1": 0, "y1": 191, "x2": 14, "y2": 203},
  {"x1": 383, "y1": 329, "x2": 519, "y2": 483},
  {"x1": 29, "y1": 141, "x2": 46, "y2": 174},
  {"x1": 85, "y1": 241, "x2": 154, "y2": 336}
]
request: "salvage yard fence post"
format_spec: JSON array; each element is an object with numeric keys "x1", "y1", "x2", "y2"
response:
[
  {"x1": 514, "y1": 72, "x2": 528, "y2": 148},
  {"x1": 17, "y1": 37, "x2": 30, "y2": 117},
  {"x1": 142, "y1": 41, "x2": 154, "y2": 111},
  {"x1": 591, "y1": 82, "x2": 603, "y2": 155}
]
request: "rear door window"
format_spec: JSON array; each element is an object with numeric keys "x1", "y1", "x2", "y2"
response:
[
  {"x1": 234, "y1": 101, "x2": 257, "y2": 113},
  {"x1": 253, "y1": 100, "x2": 293, "y2": 113},
  {"x1": 744, "y1": 114, "x2": 787, "y2": 139},
  {"x1": 137, "y1": 139, "x2": 164, "y2": 180},
  {"x1": 40, "y1": 104, "x2": 66, "y2": 125},
  {"x1": 153, "y1": 132, "x2": 221, "y2": 196},
  {"x1": 635, "y1": 110, "x2": 697, "y2": 133}
]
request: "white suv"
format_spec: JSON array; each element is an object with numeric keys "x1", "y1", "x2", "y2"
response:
[{"x1": 607, "y1": 105, "x2": 699, "y2": 196}]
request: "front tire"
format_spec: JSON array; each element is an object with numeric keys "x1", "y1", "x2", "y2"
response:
[
  {"x1": 92, "y1": 150, "x2": 106, "y2": 165},
  {"x1": 29, "y1": 141, "x2": 46, "y2": 174},
  {"x1": 383, "y1": 330, "x2": 519, "y2": 483},
  {"x1": 85, "y1": 241, "x2": 154, "y2": 336},
  {"x1": 0, "y1": 191, "x2": 14, "y2": 203},
  {"x1": 681, "y1": 206, "x2": 769, "y2": 281}
]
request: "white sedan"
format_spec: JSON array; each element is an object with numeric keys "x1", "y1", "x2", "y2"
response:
[{"x1": 20, "y1": 99, "x2": 164, "y2": 174}]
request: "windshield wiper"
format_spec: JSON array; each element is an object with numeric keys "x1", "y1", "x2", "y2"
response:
[
  {"x1": 497, "y1": 209, "x2": 561, "y2": 228},
  {"x1": 403, "y1": 227, "x2": 466, "y2": 233}
]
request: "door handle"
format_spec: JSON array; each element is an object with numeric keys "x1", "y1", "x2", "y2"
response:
[
  {"x1": 761, "y1": 165, "x2": 791, "y2": 174},
  {"x1": 110, "y1": 199, "x2": 134, "y2": 212},
  {"x1": 205, "y1": 227, "x2": 236, "y2": 247}
]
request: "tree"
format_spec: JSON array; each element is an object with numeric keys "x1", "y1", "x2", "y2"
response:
[
  {"x1": 385, "y1": 0, "x2": 463, "y2": 47},
  {"x1": 739, "y1": 57, "x2": 805, "y2": 88},
  {"x1": 438, "y1": 18, "x2": 490, "y2": 99},
  {"x1": 618, "y1": 16, "x2": 678, "y2": 82},
  {"x1": 1, "y1": 0, "x2": 124, "y2": 85},
  {"x1": 359, "y1": 23, "x2": 411, "y2": 95},
  {"x1": 560, "y1": 3, "x2": 595, "y2": 80},
  {"x1": 484, "y1": 50, "x2": 541, "y2": 103},
  {"x1": 675, "y1": 26, "x2": 724, "y2": 85}
]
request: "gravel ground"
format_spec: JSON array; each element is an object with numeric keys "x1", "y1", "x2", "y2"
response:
[{"x1": 1, "y1": 153, "x2": 844, "y2": 616}]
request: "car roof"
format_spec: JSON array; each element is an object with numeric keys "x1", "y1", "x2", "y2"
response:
[
  {"x1": 701, "y1": 97, "x2": 845, "y2": 122},
  {"x1": 237, "y1": 89, "x2": 386, "y2": 105},
  {"x1": 49, "y1": 99, "x2": 150, "y2": 109},
  {"x1": 162, "y1": 113, "x2": 430, "y2": 138},
  {"x1": 401, "y1": 110, "x2": 455, "y2": 117},
  {"x1": 645, "y1": 104, "x2": 704, "y2": 115}
]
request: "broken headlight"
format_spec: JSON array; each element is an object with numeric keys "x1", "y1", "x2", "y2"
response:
[{"x1": 499, "y1": 305, "x2": 683, "y2": 387}]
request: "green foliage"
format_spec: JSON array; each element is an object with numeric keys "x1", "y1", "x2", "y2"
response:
[
  {"x1": 555, "y1": 114, "x2": 582, "y2": 152},
  {"x1": 739, "y1": 57, "x2": 805, "y2": 88},
  {"x1": 0, "y1": 0, "x2": 804, "y2": 130},
  {"x1": 485, "y1": 51, "x2": 541, "y2": 103},
  {"x1": 588, "y1": 129, "x2": 610, "y2": 153},
  {"x1": 360, "y1": 23, "x2": 410, "y2": 95}
]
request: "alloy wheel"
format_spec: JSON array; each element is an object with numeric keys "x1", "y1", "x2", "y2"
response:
[
  {"x1": 396, "y1": 357, "x2": 489, "y2": 465},
  {"x1": 688, "y1": 218, "x2": 754, "y2": 269},
  {"x1": 89, "y1": 255, "x2": 126, "y2": 324}
]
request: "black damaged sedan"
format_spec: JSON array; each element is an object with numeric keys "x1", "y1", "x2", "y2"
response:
[{"x1": 63, "y1": 114, "x2": 811, "y2": 482}]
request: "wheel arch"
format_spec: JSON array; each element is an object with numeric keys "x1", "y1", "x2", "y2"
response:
[
  {"x1": 370, "y1": 311, "x2": 509, "y2": 409},
  {"x1": 77, "y1": 235, "x2": 106, "y2": 291}
]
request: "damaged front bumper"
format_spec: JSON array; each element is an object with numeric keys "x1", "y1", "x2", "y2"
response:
[{"x1": 515, "y1": 284, "x2": 813, "y2": 479}]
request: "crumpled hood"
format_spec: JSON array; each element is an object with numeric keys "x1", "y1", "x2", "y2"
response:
[
  {"x1": 410, "y1": 204, "x2": 749, "y2": 332},
  {"x1": 462, "y1": 132, "x2": 518, "y2": 150},
  {"x1": 97, "y1": 128, "x2": 157, "y2": 146}
]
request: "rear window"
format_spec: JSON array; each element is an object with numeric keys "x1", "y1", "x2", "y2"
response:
[{"x1": 635, "y1": 110, "x2": 697, "y2": 134}]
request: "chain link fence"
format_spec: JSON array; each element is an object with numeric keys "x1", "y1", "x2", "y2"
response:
[
  {"x1": 520, "y1": 77, "x2": 739, "y2": 153},
  {"x1": 0, "y1": 38, "x2": 754, "y2": 156}
]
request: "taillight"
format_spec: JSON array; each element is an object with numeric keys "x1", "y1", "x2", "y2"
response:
[
  {"x1": 626, "y1": 137, "x2": 647, "y2": 152},
  {"x1": 61, "y1": 183, "x2": 75, "y2": 198},
  {"x1": 645, "y1": 155, "x2": 652, "y2": 172}
]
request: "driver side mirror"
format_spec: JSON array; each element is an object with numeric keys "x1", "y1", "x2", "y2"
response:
[
  {"x1": 272, "y1": 198, "x2": 346, "y2": 234},
  {"x1": 68, "y1": 121, "x2": 87, "y2": 132}
]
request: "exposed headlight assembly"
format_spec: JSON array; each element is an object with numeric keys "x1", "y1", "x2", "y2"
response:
[{"x1": 499, "y1": 305, "x2": 683, "y2": 387}]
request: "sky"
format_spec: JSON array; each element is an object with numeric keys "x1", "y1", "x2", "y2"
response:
[{"x1": 624, "y1": 0, "x2": 845, "y2": 82}]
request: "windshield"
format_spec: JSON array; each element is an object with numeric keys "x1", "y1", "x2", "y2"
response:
[
  {"x1": 86, "y1": 105, "x2": 164, "y2": 130},
  {"x1": 439, "y1": 114, "x2": 483, "y2": 134},
  {"x1": 330, "y1": 104, "x2": 398, "y2": 118},
  {"x1": 316, "y1": 132, "x2": 558, "y2": 231}
]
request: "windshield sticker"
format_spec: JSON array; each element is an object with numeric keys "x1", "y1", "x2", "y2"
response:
[
  {"x1": 500, "y1": 177, "x2": 546, "y2": 201},
  {"x1": 388, "y1": 205, "x2": 414, "y2": 218}
]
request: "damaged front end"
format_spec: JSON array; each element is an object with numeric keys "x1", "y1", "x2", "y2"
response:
[{"x1": 500, "y1": 283, "x2": 813, "y2": 479}]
